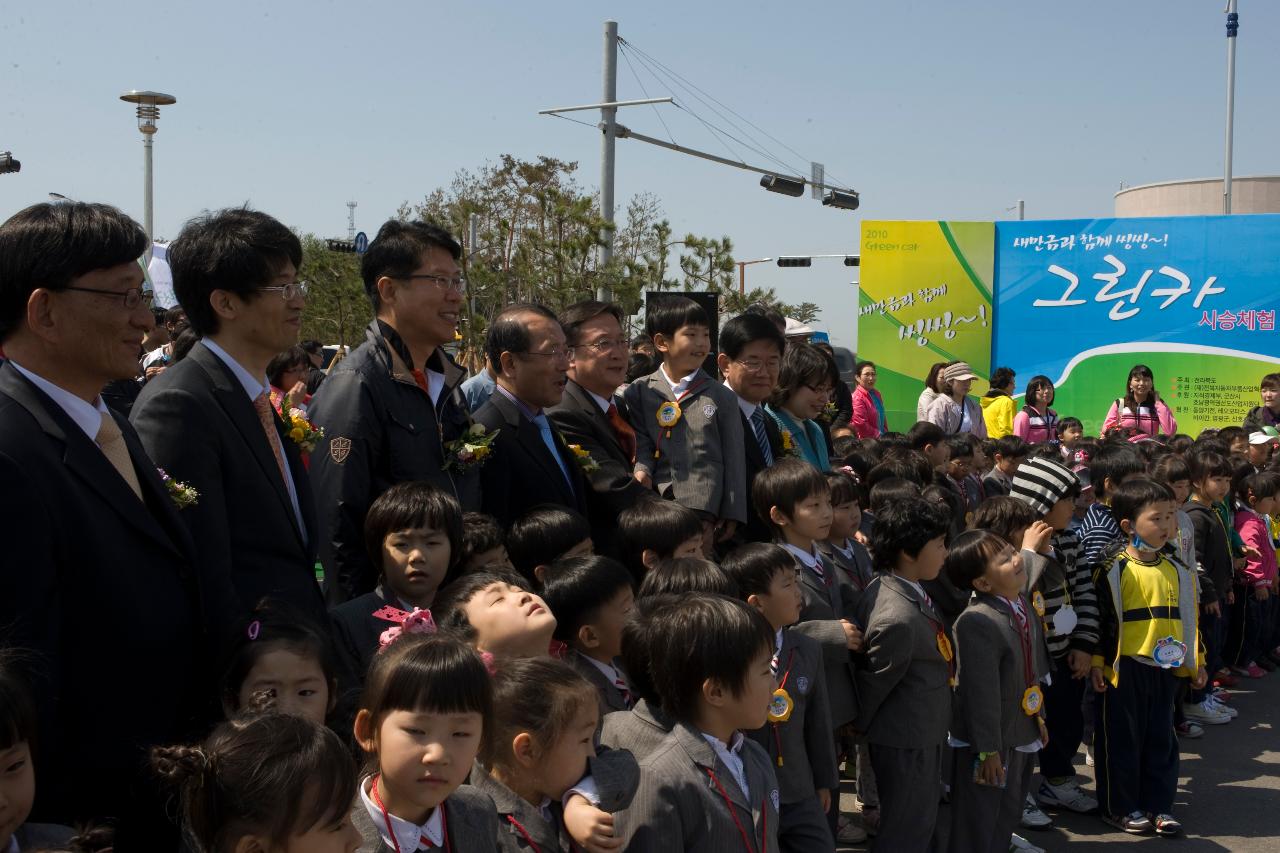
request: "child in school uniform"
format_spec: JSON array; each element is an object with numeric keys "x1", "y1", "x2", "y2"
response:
[
  {"x1": 617, "y1": 496, "x2": 707, "y2": 579},
  {"x1": 599, "y1": 597, "x2": 678, "y2": 760},
  {"x1": 460, "y1": 511, "x2": 514, "y2": 574},
  {"x1": 506, "y1": 505, "x2": 594, "y2": 587},
  {"x1": 0, "y1": 655, "x2": 76, "y2": 853},
  {"x1": 222, "y1": 603, "x2": 340, "y2": 725},
  {"x1": 624, "y1": 296, "x2": 748, "y2": 547},
  {"x1": 724, "y1": 543, "x2": 840, "y2": 853},
  {"x1": 818, "y1": 469, "x2": 874, "y2": 599},
  {"x1": 540, "y1": 555, "x2": 638, "y2": 714},
  {"x1": 1091, "y1": 479, "x2": 1206, "y2": 837},
  {"x1": 944, "y1": 530, "x2": 1051, "y2": 853},
  {"x1": 854, "y1": 496, "x2": 952, "y2": 853},
  {"x1": 614, "y1": 594, "x2": 781, "y2": 852}
]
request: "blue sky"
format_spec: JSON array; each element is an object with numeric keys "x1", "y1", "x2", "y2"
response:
[{"x1": 3, "y1": 1, "x2": 1276, "y2": 348}]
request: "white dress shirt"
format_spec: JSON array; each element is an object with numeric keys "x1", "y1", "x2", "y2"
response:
[
  {"x1": 702, "y1": 730, "x2": 750, "y2": 800},
  {"x1": 660, "y1": 364, "x2": 700, "y2": 397},
  {"x1": 9, "y1": 360, "x2": 109, "y2": 441},
  {"x1": 360, "y1": 775, "x2": 445, "y2": 851}
]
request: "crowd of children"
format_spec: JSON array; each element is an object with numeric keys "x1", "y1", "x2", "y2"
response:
[{"x1": 7, "y1": 353, "x2": 1280, "y2": 853}]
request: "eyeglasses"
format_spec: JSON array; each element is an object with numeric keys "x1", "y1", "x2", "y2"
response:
[
  {"x1": 518, "y1": 348, "x2": 570, "y2": 361},
  {"x1": 805, "y1": 384, "x2": 834, "y2": 396},
  {"x1": 62, "y1": 285, "x2": 154, "y2": 309},
  {"x1": 258, "y1": 281, "x2": 310, "y2": 300},
  {"x1": 734, "y1": 357, "x2": 781, "y2": 373},
  {"x1": 396, "y1": 273, "x2": 467, "y2": 294},
  {"x1": 572, "y1": 338, "x2": 630, "y2": 354}
]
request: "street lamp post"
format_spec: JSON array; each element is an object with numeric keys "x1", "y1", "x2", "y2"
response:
[{"x1": 119, "y1": 90, "x2": 176, "y2": 245}]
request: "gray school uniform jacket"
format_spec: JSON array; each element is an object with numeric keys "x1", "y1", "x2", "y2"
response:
[
  {"x1": 565, "y1": 649, "x2": 631, "y2": 714},
  {"x1": 616, "y1": 721, "x2": 781, "y2": 853},
  {"x1": 853, "y1": 574, "x2": 953, "y2": 749},
  {"x1": 744, "y1": 628, "x2": 838, "y2": 805},
  {"x1": 950, "y1": 593, "x2": 1050, "y2": 755},
  {"x1": 352, "y1": 783, "x2": 499, "y2": 852},
  {"x1": 788, "y1": 550, "x2": 859, "y2": 729},
  {"x1": 624, "y1": 368, "x2": 748, "y2": 523},
  {"x1": 600, "y1": 698, "x2": 675, "y2": 761}
]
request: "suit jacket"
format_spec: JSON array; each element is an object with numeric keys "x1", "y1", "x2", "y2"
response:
[
  {"x1": 472, "y1": 768, "x2": 563, "y2": 852},
  {"x1": 475, "y1": 388, "x2": 589, "y2": 528},
  {"x1": 853, "y1": 574, "x2": 953, "y2": 749},
  {"x1": 0, "y1": 364, "x2": 204, "y2": 835},
  {"x1": 615, "y1": 722, "x2": 780, "y2": 853},
  {"x1": 623, "y1": 368, "x2": 747, "y2": 523},
  {"x1": 306, "y1": 321, "x2": 480, "y2": 601},
  {"x1": 14, "y1": 823, "x2": 76, "y2": 849},
  {"x1": 599, "y1": 699, "x2": 675, "y2": 762},
  {"x1": 950, "y1": 593, "x2": 1048, "y2": 754},
  {"x1": 743, "y1": 629, "x2": 837, "y2": 804},
  {"x1": 565, "y1": 649, "x2": 631, "y2": 714},
  {"x1": 132, "y1": 341, "x2": 326, "y2": 641},
  {"x1": 548, "y1": 380, "x2": 650, "y2": 523},
  {"x1": 352, "y1": 783, "x2": 499, "y2": 853},
  {"x1": 330, "y1": 587, "x2": 394, "y2": 692},
  {"x1": 737, "y1": 403, "x2": 784, "y2": 545},
  {"x1": 788, "y1": 551, "x2": 859, "y2": 729}
]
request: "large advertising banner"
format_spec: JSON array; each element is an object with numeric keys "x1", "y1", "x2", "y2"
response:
[
  {"x1": 994, "y1": 215, "x2": 1280, "y2": 435},
  {"x1": 858, "y1": 221, "x2": 995, "y2": 430}
]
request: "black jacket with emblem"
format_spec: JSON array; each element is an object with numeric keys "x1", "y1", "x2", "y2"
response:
[{"x1": 307, "y1": 320, "x2": 479, "y2": 603}]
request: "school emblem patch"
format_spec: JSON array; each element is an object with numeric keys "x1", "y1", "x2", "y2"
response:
[
  {"x1": 770, "y1": 789, "x2": 780, "y2": 812},
  {"x1": 702, "y1": 402, "x2": 716, "y2": 418},
  {"x1": 329, "y1": 436, "x2": 352, "y2": 465},
  {"x1": 796, "y1": 676, "x2": 810, "y2": 695}
]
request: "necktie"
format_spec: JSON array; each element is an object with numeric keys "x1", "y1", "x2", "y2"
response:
[
  {"x1": 533, "y1": 414, "x2": 574, "y2": 493},
  {"x1": 614, "y1": 673, "x2": 634, "y2": 709},
  {"x1": 96, "y1": 411, "x2": 143, "y2": 501},
  {"x1": 750, "y1": 408, "x2": 774, "y2": 466},
  {"x1": 606, "y1": 402, "x2": 637, "y2": 464},
  {"x1": 253, "y1": 392, "x2": 290, "y2": 486},
  {"x1": 921, "y1": 588, "x2": 936, "y2": 614}
]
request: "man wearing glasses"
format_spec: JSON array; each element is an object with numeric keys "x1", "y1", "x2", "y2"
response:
[
  {"x1": 306, "y1": 219, "x2": 478, "y2": 602},
  {"x1": 0, "y1": 201, "x2": 204, "y2": 844},
  {"x1": 133, "y1": 206, "x2": 326, "y2": 636},
  {"x1": 475, "y1": 303, "x2": 589, "y2": 528}
]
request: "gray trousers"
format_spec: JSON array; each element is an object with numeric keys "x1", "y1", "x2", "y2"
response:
[
  {"x1": 779, "y1": 794, "x2": 835, "y2": 853},
  {"x1": 868, "y1": 742, "x2": 942, "y2": 853},
  {"x1": 948, "y1": 746, "x2": 1034, "y2": 853}
]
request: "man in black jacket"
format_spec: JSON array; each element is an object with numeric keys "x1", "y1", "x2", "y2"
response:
[
  {"x1": 306, "y1": 220, "x2": 479, "y2": 602},
  {"x1": 0, "y1": 201, "x2": 205, "y2": 845},
  {"x1": 132, "y1": 207, "x2": 326, "y2": 636}
]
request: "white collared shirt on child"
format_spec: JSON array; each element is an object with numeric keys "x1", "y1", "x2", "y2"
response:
[
  {"x1": 701, "y1": 730, "x2": 750, "y2": 799},
  {"x1": 360, "y1": 774, "x2": 445, "y2": 850}
]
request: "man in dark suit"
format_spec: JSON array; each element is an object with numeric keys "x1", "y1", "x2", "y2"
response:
[
  {"x1": 475, "y1": 303, "x2": 588, "y2": 527},
  {"x1": 132, "y1": 207, "x2": 326, "y2": 641},
  {"x1": 306, "y1": 220, "x2": 478, "y2": 602},
  {"x1": 0, "y1": 201, "x2": 205, "y2": 844},
  {"x1": 548, "y1": 300, "x2": 650, "y2": 545},
  {"x1": 717, "y1": 312, "x2": 786, "y2": 544}
]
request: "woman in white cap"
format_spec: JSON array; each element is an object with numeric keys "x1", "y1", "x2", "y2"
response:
[{"x1": 924, "y1": 361, "x2": 987, "y2": 438}]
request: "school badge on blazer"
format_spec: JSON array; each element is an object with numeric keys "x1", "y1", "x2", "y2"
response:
[{"x1": 329, "y1": 436, "x2": 352, "y2": 464}]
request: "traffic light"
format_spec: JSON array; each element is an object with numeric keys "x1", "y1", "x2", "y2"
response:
[
  {"x1": 0, "y1": 152, "x2": 20, "y2": 175},
  {"x1": 760, "y1": 174, "x2": 806, "y2": 197},
  {"x1": 843, "y1": 255, "x2": 860, "y2": 267},
  {"x1": 777, "y1": 257, "x2": 812, "y2": 268},
  {"x1": 326, "y1": 239, "x2": 356, "y2": 253},
  {"x1": 822, "y1": 189, "x2": 860, "y2": 211}
]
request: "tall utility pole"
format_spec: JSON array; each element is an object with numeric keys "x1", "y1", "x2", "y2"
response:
[
  {"x1": 1224, "y1": 0, "x2": 1240, "y2": 214},
  {"x1": 1017, "y1": 199, "x2": 1025, "y2": 221},
  {"x1": 347, "y1": 201, "x2": 357, "y2": 239},
  {"x1": 119, "y1": 90, "x2": 176, "y2": 247},
  {"x1": 598, "y1": 20, "x2": 619, "y2": 302}
]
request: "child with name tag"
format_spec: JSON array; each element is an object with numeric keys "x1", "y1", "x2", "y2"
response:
[{"x1": 1090, "y1": 479, "x2": 1206, "y2": 837}]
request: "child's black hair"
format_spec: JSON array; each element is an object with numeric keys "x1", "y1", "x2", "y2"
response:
[
  {"x1": 638, "y1": 557, "x2": 739, "y2": 599},
  {"x1": 618, "y1": 498, "x2": 704, "y2": 577},
  {"x1": 0, "y1": 650, "x2": 36, "y2": 752},
  {"x1": 363, "y1": 480, "x2": 464, "y2": 582},
  {"x1": 869, "y1": 496, "x2": 950, "y2": 574},
  {"x1": 1169, "y1": 434, "x2": 1195, "y2": 455},
  {"x1": 645, "y1": 295, "x2": 709, "y2": 340},
  {"x1": 1089, "y1": 443, "x2": 1147, "y2": 500},
  {"x1": 921, "y1": 483, "x2": 967, "y2": 544},
  {"x1": 866, "y1": 452, "x2": 932, "y2": 488},
  {"x1": 1149, "y1": 453, "x2": 1191, "y2": 487},
  {"x1": 1187, "y1": 448, "x2": 1234, "y2": 487},
  {"x1": 720, "y1": 543, "x2": 794, "y2": 600},
  {"x1": 483, "y1": 657, "x2": 597, "y2": 770},
  {"x1": 970, "y1": 495, "x2": 1038, "y2": 549},
  {"x1": 619, "y1": 598, "x2": 660, "y2": 704},
  {"x1": 943, "y1": 529, "x2": 1014, "y2": 592},
  {"x1": 990, "y1": 434, "x2": 1030, "y2": 462},
  {"x1": 220, "y1": 601, "x2": 339, "y2": 719},
  {"x1": 460, "y1": 511, "x2": 506, "y2": 567},
  {"x1": 751, "y1": 458, "x2": 831, "y2": 539},
  {"x1": 907, "y1": 420, "x2": 946, "y2": 452},
  {"x1": 1218, "y1": 425, "x2": 1247, "y2": 451},
  {"x1": 945, "y1": 433, "x2": 977, "y2": 460},
  {"x1": 1058, "y1": 416, "x2": 1083, "y2": 434},
  {"x1": 868, "y1": 477, "x2": 922, "y2": 516},
  {"x1": 1236, "y1": 470, "x2": 1280, "y2": 505},
  {"x1": 824, "y1": 468, "x2": 861, "y2": 508},
  {"x1": 1109, "y1": 478, "x2": 1175, "y2": 526},
  {"x1": 540, "y1": 556, "x2": 635, "y2": 646},
  {"x1": 506, "y1": 504, "x2": 592, "y2": 585},
  {"x1": 644, "y1": 594, "x2": 773, "y2": 723},
  {"x1": 433, "y1": 568, "x2": 533, "y2": 641},
  {"x1": 152, "y1": 711, "x2": 356, "y2": 853}
]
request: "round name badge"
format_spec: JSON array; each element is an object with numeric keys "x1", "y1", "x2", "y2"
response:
[
  {"x1": 767, "y1": 687, "x2": 794, "y2": 723},
  {"x1": 1031, "y1": 590, "x2": 1046, "y2": 617},
  {"x1": 1021, "y1": 685, "x2": 1044, "y2": 716},
  {"x1": 656, "y1": 401, "x2": 682, "y2": 429},
  {"x1": 1153, "y1": 636, "x2": 1187, "y2": 668},
  {"x1": 1053, "y1": 604, "x2": 1078, "y2": 635}
]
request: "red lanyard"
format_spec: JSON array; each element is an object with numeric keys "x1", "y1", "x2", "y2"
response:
[
  {"x1": 918, "y1": 597, "x2": 957, "y2": 686},
  {"x1": 1001, "y1": 596, "x2": 1037, "y2": 689},
  {"x1": 771, "y1": 649, "x2": 796, "y2": 767},
  {"x1": 371, "y1": 774, "x2": 451, "y2": 853},
  {"x1": 704, "y1": 767, "x2": 767, "y2": 852},
  {"x1": 506, "y1": 815, "x2": 541, "y2": 853}
]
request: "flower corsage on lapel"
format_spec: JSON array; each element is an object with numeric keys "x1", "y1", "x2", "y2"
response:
[
  {"x1": 568, "y1": 443, "x2": 600, "y2": 474},
  {"x1": 158, "y1": 468, "x2": 199, "y2": 509},
  {"x1": 779, "y1": 427, "x2": 802, "y2": 459},
  {"x1": 282, "y1": 406, "x2": 324, "y2": 454},
  {"x1": 444, "y1": 422, "x2": 499, "y2": 472}
]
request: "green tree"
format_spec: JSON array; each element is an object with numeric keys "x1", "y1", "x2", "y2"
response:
[{"x1": 299, "y1": 235, "x2": 370, "y2": 348}]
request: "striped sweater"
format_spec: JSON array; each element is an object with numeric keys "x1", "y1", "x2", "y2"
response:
[{"x1": 1024, "y1": 529, "x2": 1099, "y2": 658}]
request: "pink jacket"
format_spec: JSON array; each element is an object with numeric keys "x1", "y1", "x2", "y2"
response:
[
  {"x1": 1101, "y1": 398, "x2": 1177, "y2": 436},
  {"x1": 1235, "y1": 507, "x2": 1278, "y2": 588},
  {"x1": 1012, "y1": 406, "x2": 1059, "y2": 443},
  {"x1": 850, "y1": 384, "x2": 884, "y2": 438}
]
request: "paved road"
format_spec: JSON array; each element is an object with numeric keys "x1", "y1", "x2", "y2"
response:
[{"x1": 837, "y1": 669, "x2": 1280, "y2": 851}]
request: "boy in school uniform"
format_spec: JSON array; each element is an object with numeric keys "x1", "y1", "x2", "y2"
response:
[
  {"x1": 624, "y1": 296, "x2": 747, "y2": 549},
  {"x1": 614, "y1": 594, "x2": 781, "y2": 852},
  {"x1": 724, "y1": 543, "x2": 840, "y2": 853},
  {"x1": 540, "y1": 555, "x2": 637, "y2": 714},
  {"x1": 599, "y1": 598, "x2": 677, "y2": 760},
  {"x1": 945, "y1": 530, "x2": 1051, "y2": 853},
  {"x1": 853, "y1": 496, "x2": 953, "y2": 853}
]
